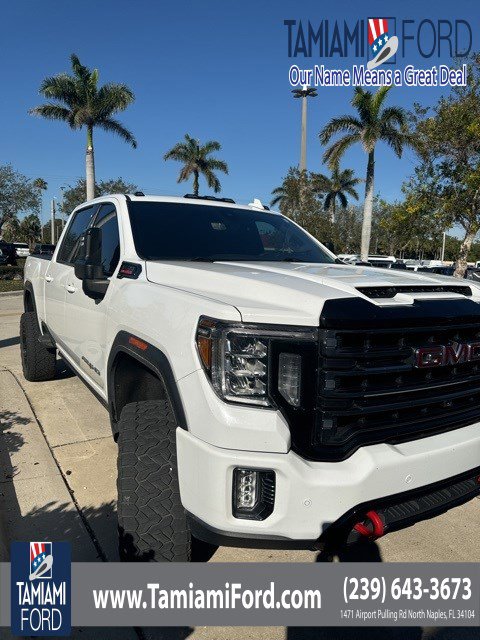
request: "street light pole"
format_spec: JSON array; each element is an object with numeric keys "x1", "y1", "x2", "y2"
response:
[
  {"x1": 292, "y1": 85, "x2": 318, "y2": 173},
  {"x1": 59, "y1": 187, "x2": 66, "y2": 231},
  {"x1": 441, "y1": 231, "x2": 446, "y2": 262},
  {"x1": 51, "y1": 199, "x2": 56, "y2": 245}
]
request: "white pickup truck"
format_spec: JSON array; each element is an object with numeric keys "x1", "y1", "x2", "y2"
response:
[{"x1": 22, "y1": 193, "x2": 480, "y2": 561}]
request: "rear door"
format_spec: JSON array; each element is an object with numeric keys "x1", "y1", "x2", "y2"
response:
[
  {"x1": 44, "y1": 205, "x2": 98, "y2": 348},
  {"x1": 62, "y1": 202, "x2": 121, "y2": 390}
]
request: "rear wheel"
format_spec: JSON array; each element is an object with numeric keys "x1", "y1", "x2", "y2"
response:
[
  {"x1": 19, "y1": 312, "x2": 56, "y2": 382},
  {"x1": 117, "y1": 399, "x2": 216, "y2": 562}
]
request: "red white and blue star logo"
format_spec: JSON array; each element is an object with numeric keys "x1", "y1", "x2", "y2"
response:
[
  {"x1": 29, "y1": 541, "x2": 53, "y2": 581},
  {"x1": 367, "y1": 18, "x2": 399, "y2": 69}
]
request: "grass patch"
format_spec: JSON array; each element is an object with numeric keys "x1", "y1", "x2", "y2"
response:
[{"x1": 0, "y1": 280, "x2": 23, "y2": 293}]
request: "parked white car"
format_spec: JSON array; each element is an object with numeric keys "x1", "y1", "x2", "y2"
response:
[{"x1": 21, "y1": 193, "x2": 480, "y2": 561}]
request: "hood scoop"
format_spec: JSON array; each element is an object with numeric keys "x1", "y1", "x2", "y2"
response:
[{"x1": 357, "y1": 285, "x2": 472, "y2": 299}]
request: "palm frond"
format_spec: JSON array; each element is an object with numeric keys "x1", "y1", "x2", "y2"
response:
[
  {"x1": 351, "y1": 87, "x2": 374, "y2": 124},
  {"x1": 29, "y1": 104, "x2": 75, "y2": 127},
  {"x1": 380, "y1": 126, "x2": 406, "y2": 158},
  {"x1": 371, "y1": 85, "x2": 392, "y2": 116},
  {"x1": 338, "y1": 191, "x2": 348, "y2": 208},
  {"x1": 96, "y1": 83, "x2": 135, "y2": 117},
  {"x1": 323, "y1": 133, "x2": 361, "y2": 166},
  {"x1": 202, "y1": 140, "x2": 222, "y2": 154},
  {"x1": 70, "y1": 54, "x2": 90, "y2": 82},
  {"x1": 97, "y1": 118, "x2": 137, "y2": 148},
  {"x1": 381, "y1": 105, "x2": 407, "y2": 128},
  {"x1": 323, "y1": 192, "x2": 333, "y2": 211},
  {"x1": 163, "y1": 143, "x2": 190, "y2": 161},
  {"x1": 343, "y1": 185, "x2": 360, "y2": 200},
  {"x1": 178, "y1": 164, "x2": 194, "y2": 182},
  {"x1": 319, "y1": 116, "x2": 362, "y2": 144},
  {"x1": 39, "y1": 74, "x2": 79, "y2": 107},
  {"x1": 203, "y1": 169, "x2": 221, "y2": 193},
  {"x1": 206, "y1": 158, "x2": 228, "y2": 174}
]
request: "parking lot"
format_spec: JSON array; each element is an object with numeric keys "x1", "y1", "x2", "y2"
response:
[{"x1": 1, "y1": 291, "x2": 480, "y2": 640}]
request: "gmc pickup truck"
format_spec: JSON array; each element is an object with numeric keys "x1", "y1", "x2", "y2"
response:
[{"x1": 22, "y1": 193, "x2": 480, "y2": 561}]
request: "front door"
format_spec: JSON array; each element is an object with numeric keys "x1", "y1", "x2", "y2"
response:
[
  {"x1": 63, "y1": 202, "x2": 121, "y2": 391},
  {"x1": 44, "y1": 204, "x2": 98, "y2": 348}
]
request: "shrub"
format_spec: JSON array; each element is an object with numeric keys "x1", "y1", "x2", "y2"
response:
[{"x1": 0, "y1": 265, "x2": 24, "y2": 280}]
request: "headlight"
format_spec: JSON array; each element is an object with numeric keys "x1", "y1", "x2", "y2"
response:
[{"x1": 196, "y1": 317, "x2": 317, "y2": 407}]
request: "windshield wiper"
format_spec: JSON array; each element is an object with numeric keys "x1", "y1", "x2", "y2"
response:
[{"x1": 280, "y1": 257, "x2": 305, "y2": 262}]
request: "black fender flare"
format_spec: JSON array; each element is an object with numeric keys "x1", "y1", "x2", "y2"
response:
[
  {"x1": 107, "y1": 330, "x2": 188, "y2": 431},
  {"x1": 23, "y1": 280, "x2": 36, "y2": 313}
]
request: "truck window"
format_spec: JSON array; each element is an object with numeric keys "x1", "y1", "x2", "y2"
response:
[
  {"x1": 57, "y1": 205, "x2": 97, "y2": 264},
  {"x1": 93, "y1": 203, "x2": 120, "y2": 277},
  {"x1": 127, "y1": 202, "x2": 335, "y2": 263}
]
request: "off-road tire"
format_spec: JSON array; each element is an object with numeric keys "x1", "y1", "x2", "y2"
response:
[
  {"x1": 117, "y1": 399, "x2": 215, "y2": 562},
  {"x1": 20, "y1": 312, "x2": 56, "y2": 382}
]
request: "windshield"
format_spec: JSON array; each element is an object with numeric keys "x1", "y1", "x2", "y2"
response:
[{"x1": 128, "y1": 201, "x2": 334, "y2": 263}]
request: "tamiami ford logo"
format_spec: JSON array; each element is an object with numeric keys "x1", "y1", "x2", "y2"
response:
[
  {"x1": 286, "y1": 16, "x2": 471, "y2": 87},
  {"x1": 367, "y1": 18, "x2": 399, "y2": 69},
  {"x1": 11, "y1": 541, "x2": 71, "y2": 636}
]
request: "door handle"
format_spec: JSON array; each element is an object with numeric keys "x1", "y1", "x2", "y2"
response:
[
  {"x1": 45, "y1": 275, "x2": 53, "y2": 282},
  {"x1": 65, "y1": 284, "x2": 77, "y2": 293}
]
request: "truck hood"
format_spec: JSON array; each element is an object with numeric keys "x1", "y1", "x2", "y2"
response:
[{"x1": 145, "y1": 261, "x2": 480, "y2": 325}]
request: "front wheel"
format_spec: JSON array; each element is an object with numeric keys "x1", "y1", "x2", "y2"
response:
[{"x1": 117, "y1": 399, "x2": 216, "y2": 562}]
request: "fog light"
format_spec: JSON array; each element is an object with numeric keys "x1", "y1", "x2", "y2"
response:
[
  {"x1": 278, "y1": 352, "x2": 302, "y2": 406},
  {"x1": 233, "y1": 468, "x2": 275, "y2": 520},
  {"x1": 236, "y1": 469, "x2": 258, "y2": 508}
]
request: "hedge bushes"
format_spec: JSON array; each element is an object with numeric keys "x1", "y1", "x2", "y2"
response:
[
  {"x1": 0, "y1": 279, "x2": 23, "y2": 292},
  {"x1": 0, "y1": 265, "x2": 24, "y2": 280}
]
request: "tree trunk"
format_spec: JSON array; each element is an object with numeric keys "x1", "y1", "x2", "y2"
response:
[
  {"x1": 360, "y1": 150, "x2": 375, "y2": 262},
  {"x1": 85, "y1": 126, "x2": 96, "y2": 201},
  {"x1": 330, "y1": 198, "x2": 336, "y2": 224},
  {"x1": 193, "y1": 171, "x2": 199, "y2": 196},
  {"x1": 454, "y1": 226, "x2": 476, "y2": 278}
]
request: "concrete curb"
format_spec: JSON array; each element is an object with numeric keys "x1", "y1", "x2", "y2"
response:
[{"x1": 0, "y1": 290, "x2": 22, "y2": 297}]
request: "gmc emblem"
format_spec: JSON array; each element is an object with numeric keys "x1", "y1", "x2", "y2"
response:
[{"x1": 414, "y1": 341, "x2": 480, "y2": 368}]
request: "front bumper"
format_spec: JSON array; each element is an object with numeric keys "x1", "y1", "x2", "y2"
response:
[{"x1": 176, "y1": 420, "x2": 480, "y2": 544}]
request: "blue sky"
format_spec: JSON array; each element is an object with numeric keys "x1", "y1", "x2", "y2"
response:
[{"x1": 2, "y1": 0, "x2": 478, "y2": 227}]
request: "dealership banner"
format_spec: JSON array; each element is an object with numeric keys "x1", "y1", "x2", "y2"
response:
[{"x1": 0, "y1": 562, "x2": 479, "y2": 631}]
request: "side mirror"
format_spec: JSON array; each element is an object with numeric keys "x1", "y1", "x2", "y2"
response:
[{"x1": 74, "y1": 227, "x2": 109, "y2": 300}]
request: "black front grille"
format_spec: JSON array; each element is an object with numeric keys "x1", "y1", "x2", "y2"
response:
[{"x1": 308, "y1": 297, "x2": 480, "y2": 461}]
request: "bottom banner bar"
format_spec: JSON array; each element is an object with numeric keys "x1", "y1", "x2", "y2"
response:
[{"x1": 1, "y1": 562, "x2": 479, "y2": 629}]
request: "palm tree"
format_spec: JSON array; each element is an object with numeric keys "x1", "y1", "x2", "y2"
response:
[
  {"x1": 164, "y1": 134, "x2": 228, "y2": 196},
  {"x1": 30, "y1": 54, "x2": 136, "y2": 201},
  {"x1": 33, "y1": 177, "x2": 47, "y2": 193},
  {"x1": 312, "y1": 165, "x2": 361, "y2": 223},
  {"x1": 319, "y1": 86, "x2": 411, "y2": 260}
]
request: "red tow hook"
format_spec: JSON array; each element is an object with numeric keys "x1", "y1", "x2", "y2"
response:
[{"x1": 353, "y1": 510, "x2": 385, "y2": 539}]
